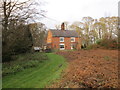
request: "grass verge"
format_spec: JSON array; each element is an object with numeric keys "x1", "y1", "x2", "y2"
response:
[{"x1": 3, "y1": 53, "x2": 67, "y2": 88}]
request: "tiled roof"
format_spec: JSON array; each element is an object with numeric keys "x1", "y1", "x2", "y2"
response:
[{"x1": 50, "y1": 29, "x2": 79, "y2": 37}]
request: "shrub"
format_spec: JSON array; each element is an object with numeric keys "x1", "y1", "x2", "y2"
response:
[
  {"x1": 86, "y1": 44, "x2": 100, "y2": 50},
  {"x1": 86, "y1": 38, "x2": 118, "y2": 50},
  {"x1": 51, "y1": 49, "x2": 60, "y2": 53},
  {"x1": 97, "y1": 39, "x2": 118, "y2": 49},
  {"x1": 45, "y1": 48, "x2": 52, "y2": 53},
  {"x1": 2, "y1": 52, "x2": 48, "y2": 76},
  {"x1": 96, "y1": 39, "x2": 102, "y2": 45},
  {"x1": 2, "y1": 25, "x2": 33, "y2": 62}
]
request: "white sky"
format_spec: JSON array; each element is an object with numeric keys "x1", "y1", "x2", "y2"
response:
[{"x1": 39, "y1": 0, "x2": 119, "y2": 29}]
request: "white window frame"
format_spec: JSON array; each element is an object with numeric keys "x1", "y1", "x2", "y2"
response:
[
  {"x1": 60, "y1": 37, "x2": 64, "y2": 42},
  {"x1": 71, "y1": 37, "x2": 75, "y2": 42},
  {"x1": 59, "y1": 44, "x2": 65, "y2": 50}
]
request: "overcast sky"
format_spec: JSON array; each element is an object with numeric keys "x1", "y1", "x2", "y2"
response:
[{"x1": 39, "y1": 0, "x2": 119, "y2": 29}]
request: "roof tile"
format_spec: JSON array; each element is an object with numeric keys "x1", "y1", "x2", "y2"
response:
[{"x1": 50, "y1": 29, "x2": 79, "y2": 37}]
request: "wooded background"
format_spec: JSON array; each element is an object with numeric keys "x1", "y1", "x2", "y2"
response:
[{"x1": 1, "y1": 0, "x2": 119, "y2": 62}]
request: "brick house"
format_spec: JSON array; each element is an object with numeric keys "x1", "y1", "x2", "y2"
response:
[{"x1": 46, "y1": 23, "x2": 81, "y2": 50}]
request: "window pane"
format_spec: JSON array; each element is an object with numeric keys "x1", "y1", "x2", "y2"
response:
[
  {"x1": 60, "y1": 37, "x2": 64, "y2": 42},
  {"x1": 71, "y1": 37, "x2": 75, "y2": 42},
  {"x1": 60, "y1": 38, "x2": 63, "y2": 41},
  {"x1": 60, "y1": 45, "x2": 64, "y2": 48}
]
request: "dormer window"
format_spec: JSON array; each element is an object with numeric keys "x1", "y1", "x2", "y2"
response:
[
  {"x1": 60, "y1": 37, "x2": 64, "y2": 42},
  {"x1": 71, "y1": 37, "x2": 75, "y2": 42}
]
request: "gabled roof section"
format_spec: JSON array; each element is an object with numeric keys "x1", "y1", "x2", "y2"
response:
[{"x1": 50, "y1": 29, "x2": 79, "y2": 37}]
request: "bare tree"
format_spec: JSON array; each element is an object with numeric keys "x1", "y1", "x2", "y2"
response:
[
  {"x1": 1, "y1": 0, "x2": 45, "y2": 30},
  {"x1": 1, "y1": 0, "x2": 45, "y2": 62},
  {"x1": 93, "y1": 22, "x2": 106, "y2": 39},
  {"x1": 82, "y1": 17, "x2": 94, "y2": 46},
  {"x1": 29, "y1": 22, "x2": 46, "y2": 48},
  {"x1": 99, "y1": 17, "x2": 118, "y2": 39},
  {"x1": 55, "y1": 24, "x2": 60, "y2": 30}
]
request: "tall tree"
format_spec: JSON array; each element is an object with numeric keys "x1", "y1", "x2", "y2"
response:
[
  {"x1": 1, "y1": 0, "x2": 45, "y2": 62},
  {"x1": 29, "y1": 23, "x2": 46, "y2": 48},
  {"x1": 82, "y1": 17, "x2": 94, "y2": 46},
  {"x1": 93, "y1": 22, "x2": 106, "y2": 39},
  {"x1": 1, "y1": 0, "x2": 45, "y2": 30},
  {"x1": 99, "y1": 17, "x2": 118, "y2": 39}
]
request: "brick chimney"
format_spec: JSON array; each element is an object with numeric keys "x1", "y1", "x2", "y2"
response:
[{"x1": 61, "y1": 23, "x2": 65, "y2": 30}]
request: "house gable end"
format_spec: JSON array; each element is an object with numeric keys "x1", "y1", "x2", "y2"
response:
[{"x1": 47, "y1": 30, "x2": 53, "y2": 44}]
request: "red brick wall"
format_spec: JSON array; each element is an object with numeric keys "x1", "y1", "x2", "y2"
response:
[
  {"x1": 51, "y1": 37, "x2": 79, "y2": 50},
  {"x1": 46, "y1": 30, "x2": 52, "y2": 44}
]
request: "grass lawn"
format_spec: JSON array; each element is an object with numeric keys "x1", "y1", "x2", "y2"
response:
[{"x1": 3, "y1": 53, "x2": 67, "y2": 88}]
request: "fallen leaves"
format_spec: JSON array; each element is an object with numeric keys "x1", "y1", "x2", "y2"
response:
[{"x1": 49, "y1": 49, "x2": 118, "y2": 88}]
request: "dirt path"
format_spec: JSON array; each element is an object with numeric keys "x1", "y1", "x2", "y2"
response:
[{"x1": 49, "y1": 49, "x2": 118, "y2": 88}]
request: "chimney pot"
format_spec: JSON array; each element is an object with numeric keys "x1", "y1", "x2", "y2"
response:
[{"x1": 61, "y1": 23, "x2": 65, "y2": 30}]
